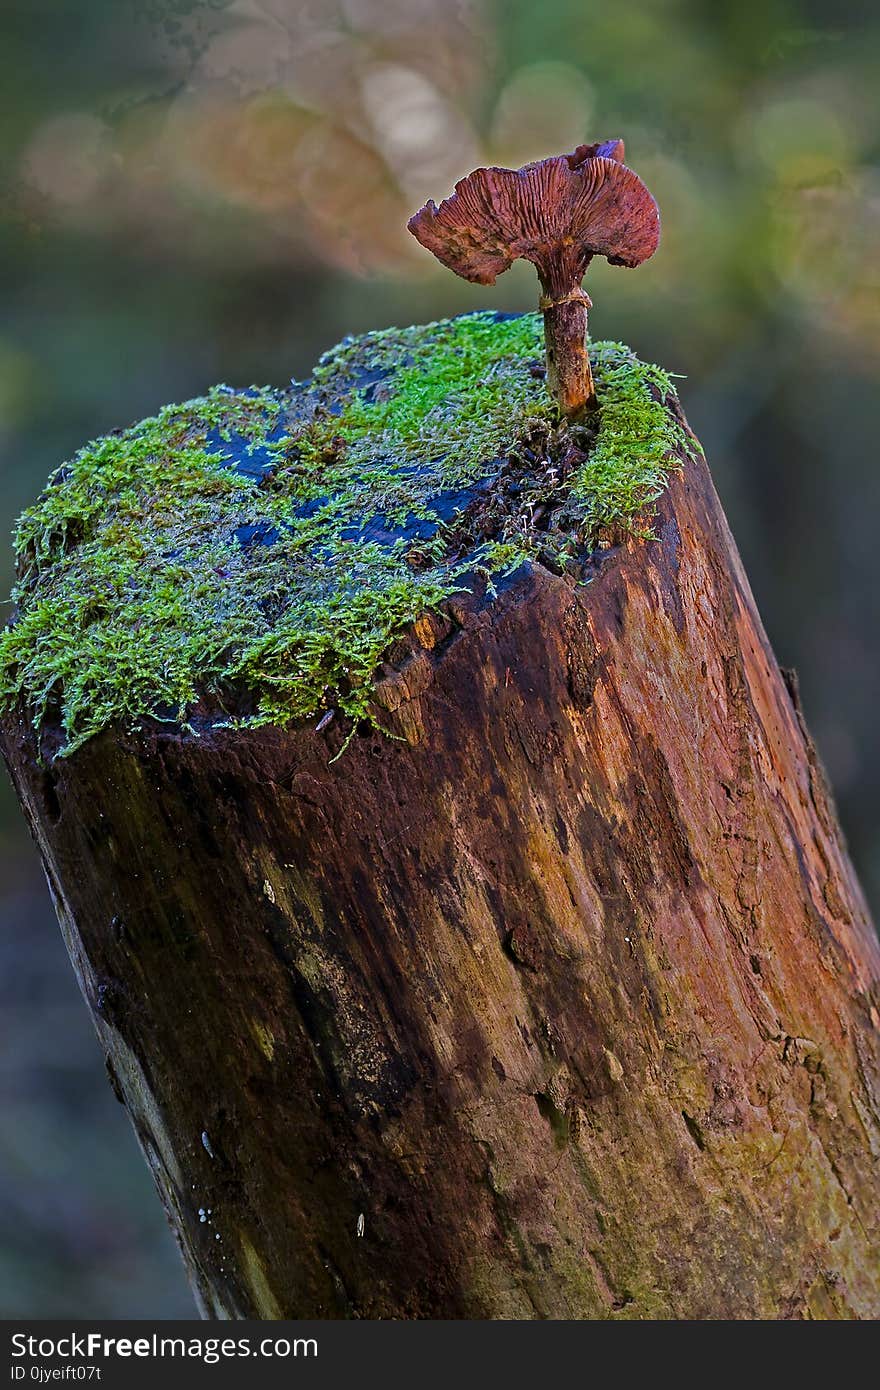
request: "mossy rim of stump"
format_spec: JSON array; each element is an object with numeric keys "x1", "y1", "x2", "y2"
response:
[{"x1": 0, "y1": 311, "x2": 698, "y2": 757}]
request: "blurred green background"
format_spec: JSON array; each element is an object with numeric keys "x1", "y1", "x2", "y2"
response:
[{"x1": 1, "y1": 0, "x2": 878, "y2": 1317}]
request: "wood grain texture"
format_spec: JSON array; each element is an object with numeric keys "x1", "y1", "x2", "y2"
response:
[{"x1": 3, "y1": 431, "x2": 879, "y2": 1320}]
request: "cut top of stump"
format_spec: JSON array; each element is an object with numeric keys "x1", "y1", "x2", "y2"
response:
[{"x1": 0, "y1": 312, "x2": 698, "y2": 757}]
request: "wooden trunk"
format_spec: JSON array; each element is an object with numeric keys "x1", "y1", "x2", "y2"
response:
[{"x1": 2, "y1": 442, "x2": 879, "y2": 1320}]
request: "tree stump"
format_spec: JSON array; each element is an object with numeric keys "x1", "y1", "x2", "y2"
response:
[{"x1": 1, "y1": 314, "x2": 878, "y2": 1319}]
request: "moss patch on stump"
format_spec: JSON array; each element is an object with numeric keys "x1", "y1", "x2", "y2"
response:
[{"x1": 0, "y1": 312, "x2": 698, "y2": 756}]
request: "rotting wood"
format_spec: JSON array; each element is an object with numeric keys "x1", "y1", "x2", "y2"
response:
[{"x1": 2, "y1": 413, "x2": 878, "y2": 1319}]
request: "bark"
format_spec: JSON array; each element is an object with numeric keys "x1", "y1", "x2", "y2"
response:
[{"x1": 2, "y1": 438, "x2": 879, "y2": 1321}]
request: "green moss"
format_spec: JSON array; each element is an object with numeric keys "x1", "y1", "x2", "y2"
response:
[{"x1": 0, "y1": 312, "x2": 698, "y2": 756}]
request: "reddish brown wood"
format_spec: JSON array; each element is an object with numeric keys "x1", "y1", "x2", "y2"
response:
[{"x1": 2, "y1": 428, "x2": 879, "y2": 1320}]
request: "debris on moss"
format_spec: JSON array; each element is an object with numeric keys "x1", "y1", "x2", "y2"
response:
[{"x1": 0, "y1": 311, "x2": 698, "y2": 756}]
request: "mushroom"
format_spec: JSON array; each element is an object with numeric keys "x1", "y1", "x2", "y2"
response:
[{"x1": 408, "y1": 140, "x2": 659, "y2": 418}]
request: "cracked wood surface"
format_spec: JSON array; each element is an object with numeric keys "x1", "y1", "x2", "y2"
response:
[{"x1": 2, "y1": 427, "x2": 879, "y2": 1319}]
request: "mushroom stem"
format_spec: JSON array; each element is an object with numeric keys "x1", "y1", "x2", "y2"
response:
[{"x1": 540, "y1": 289, "x2": 595, "y2": 418}]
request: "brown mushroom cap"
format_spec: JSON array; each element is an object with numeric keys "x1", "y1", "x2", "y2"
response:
[
  {"x1": 407, "y1": 144, "x2": 659, "y2": 300},
  {"x1": 567, "y1": 137, "x2": 626, "y2": 166}
]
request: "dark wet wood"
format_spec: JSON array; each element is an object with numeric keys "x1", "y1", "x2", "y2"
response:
[{"x1": 3, "y1": 431, "x2": 879, "y2": 1319}]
